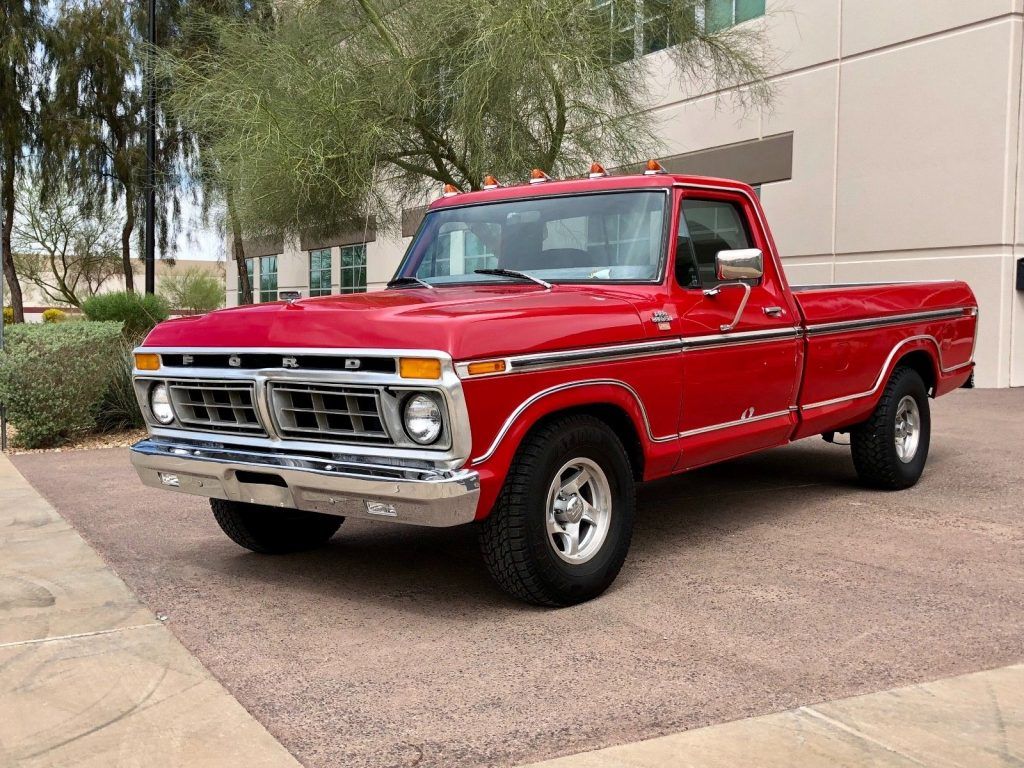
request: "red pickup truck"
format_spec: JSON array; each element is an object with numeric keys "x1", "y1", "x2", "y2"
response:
[{"x1": 130, "y1": 167, "x2": 978, "y2": 605}]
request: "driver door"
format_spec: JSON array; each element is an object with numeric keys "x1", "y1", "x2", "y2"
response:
[{"x1": 674, "y1": 189, "x2": 801, "y2": 470}]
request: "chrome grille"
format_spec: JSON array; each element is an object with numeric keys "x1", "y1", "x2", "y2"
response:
[
  {"x1": 167, "y1": 381, "x2": 265, "y2": 435},
  {"x1": 269, "y1": 383, "x2": 391, "y2": 444}
]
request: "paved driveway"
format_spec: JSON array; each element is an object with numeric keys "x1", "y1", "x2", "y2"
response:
[{"x1": 12, "y1": 389, "x2": 1024, "y2": 768}]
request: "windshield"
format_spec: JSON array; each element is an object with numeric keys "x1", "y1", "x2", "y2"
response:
[{"x1": 395, "y1": 190, "x2": 668, "y2": 285}]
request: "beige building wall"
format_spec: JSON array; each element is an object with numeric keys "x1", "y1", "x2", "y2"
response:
[{"x1": 226, "y1": 0, "x2": 1024, "y2": 387}]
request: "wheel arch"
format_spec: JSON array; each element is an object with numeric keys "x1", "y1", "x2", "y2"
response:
[
  {"x1": 894, "y1": 348, "x2": 938, "y2": 396},
  {"x1": 470, "y1": 381, "x2": 659, "y2": 516}
]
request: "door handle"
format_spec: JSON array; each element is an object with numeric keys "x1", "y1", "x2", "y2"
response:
[{"x1": 763, "y1": 306, "x2": 785, "y2": 317}]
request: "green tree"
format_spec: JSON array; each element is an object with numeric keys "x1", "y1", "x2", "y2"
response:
[
  {"x1": 43, "y1": 0, "x2": 195, "y2": 292},
  {"x1": 1, "y1": 0, "x2": 46, "y2": 323},
  {"x1": 164, "y1": 0, "x2": 773, "y2": 239},
  {"x1": 159, "y1": 0, "x2": 275, "y2": 305},
  {"x1": 159, "y1": 265, "x2": 225, "y2": 312},
  {"x1": 12, "y1": 175, "x2": 123, "y2": 307}
]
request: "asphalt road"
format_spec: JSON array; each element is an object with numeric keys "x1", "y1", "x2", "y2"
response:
[{"x1": 12, "y1": 389, "x2": 1024, "y2": 768}]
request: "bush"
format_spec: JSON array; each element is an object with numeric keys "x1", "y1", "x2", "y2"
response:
[
  {"x1": 0, "y1": 322, "x2": 124, "y2": 447},
  {"x1": 42, "y1": 308, "x2": 67, "y2": 323},
  {"x1": 2, "y1": 306, "x2": 12, "y2": 325},
  {"x1": 95, "y1": 336, "x2": 146, "y2": 432},
  {"x1": 81, "y1": 291, "x2": 170, "y2": 338},
  {"x1": 160, "y1": 268, "x2": 225, "y2": 313}
]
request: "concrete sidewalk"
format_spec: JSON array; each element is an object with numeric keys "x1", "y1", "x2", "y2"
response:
[
  {"x1": 0, "y1": 454, "x2": 300, "y2": 767},
  {"x1": 524, "y1": 663, "x2": 1024, "y2": 767}
]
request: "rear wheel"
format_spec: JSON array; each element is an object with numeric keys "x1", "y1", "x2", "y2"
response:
[
  {"x1": 478, "y1": 415, "x2": 635, "y2": 606},
  {"x1": 850, "y1": 366, "x2": 931, "y2": 490},
  {"x1": 211, "y1": 498, "x2": 343, "y2": 554}
]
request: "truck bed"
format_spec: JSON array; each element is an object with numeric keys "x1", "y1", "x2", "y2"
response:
[{"x1": 790, "y1": 279, "x2": 977, "y2": 439}]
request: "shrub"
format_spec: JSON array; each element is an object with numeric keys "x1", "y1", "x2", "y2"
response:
[
  {"x1": 2, "y1": 306, "x2": 12, "y2": 325},
  {"x1": 42, "y1": 308, "x2": 67, "y2": 323},
  {"x1": 160, "y1": 267, "x2": 225, "y2": 313},
  {"x1": 81, "y1": 291, "x2": 170, "y2": 338},
  {"x1": 95, "y1": 335, "x2": 146, "y2": 432},
  {"x1": 0, "y1": 321, "x2": 124, "y2": 447}
]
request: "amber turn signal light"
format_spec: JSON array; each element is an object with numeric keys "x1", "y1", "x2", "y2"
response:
[
  {"x1": 482, "y1": 175, "x2": 501, "y2": 189},
  {"x1": 134, "y1": 353, "x2": 160, "y2": 371},
  {"x1": 466, "y1": 359, "x2": 507, "y2": 376},
  {"x1": 399, "y1": 357, "x2": 442, "y2": 379},
  {"x1": 442, "y1": 183, "x2": 460, "y2": 197},
  {"x1": 588, "y1": 162, "x2": 608, "y2": 178},
  {"x1": 529, "y1": 168, "x2": 551, "y2": 184}
]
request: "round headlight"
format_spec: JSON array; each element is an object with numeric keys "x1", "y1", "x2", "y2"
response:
[
  {"x1": 403, "y1": 394, "x2": 442, "y2": 445},
  {"x1": 149, "y1": 383, "x2": 175, "y2": 425}
]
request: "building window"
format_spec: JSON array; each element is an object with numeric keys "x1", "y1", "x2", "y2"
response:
[
  {"x1": 259, "y1": 255, "x2": 278, "y2": 303},
  {"x1": 593, "y1": 0, "x2": 674, "y2": 61},
  {"x1": 704, "y1": 0, "x2": 765, "y2": 32},
  {"x1": 239, "y1": 258, "x2": 255, "y2": 304},
  {"x1": 309, "y1": 248, "x2": 332, "y2": 297},
  {"x1": 339, "y1": 244, "x2": 367, "y2": 294}
]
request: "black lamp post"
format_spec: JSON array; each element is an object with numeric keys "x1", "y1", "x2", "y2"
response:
[{"x1": 144, "y1": 0, "x2": 157, "y2": 294}]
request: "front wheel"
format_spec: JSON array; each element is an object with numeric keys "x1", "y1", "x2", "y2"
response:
[
  {"x1": 211, "y1": 498, "x2": 343, "y2": 554},
  {"x1": 850, "y1": 366, "x2": 931, "y2": 490},
  {"x1": 478, "y1": 415, "x2": 636, "y2": 606}
]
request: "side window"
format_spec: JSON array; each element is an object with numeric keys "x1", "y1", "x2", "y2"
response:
[{"x1": 677, "y1": 198, "x2": 753, "y2": 288}]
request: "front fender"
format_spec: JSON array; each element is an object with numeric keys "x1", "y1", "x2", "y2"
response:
[{"x1": 465, "y1": 378, "x2": 678, "y2": 519}]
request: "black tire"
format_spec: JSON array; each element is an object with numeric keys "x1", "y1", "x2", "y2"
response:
[
  {"x1": 210, "y1": 498, "x2": 343, "y2": 554},
  {"x1": 478, "y1": 414, "x2": 636, "y2": 606},
  {"x1": 850, "y1": 366, "x2": 931, "y2": 490}
]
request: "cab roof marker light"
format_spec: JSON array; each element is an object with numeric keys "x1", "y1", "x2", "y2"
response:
[
  {"x1": 482, "y1": 175, "x2": 501, "y2": 190},
  {"x1": 529, "y1": 168, "x2": 552, "y2": 184},
  {"x1": 644, "y1": 159, "x2": 666, "y2": 175},
  {"x1": 442, "y1": 183, "x2": 460, "y2": 197},
  {"x1": 588, "y1": 162, "x2": 608, "y2": 178}
]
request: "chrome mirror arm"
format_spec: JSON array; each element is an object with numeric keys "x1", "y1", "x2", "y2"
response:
[{"x1": 703, "y1": 282, "x2": 752, "y2": 332}]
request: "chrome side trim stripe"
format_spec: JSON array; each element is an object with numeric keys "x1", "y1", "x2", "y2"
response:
[
  {"x1": 508, "y1": 338, "x2": 682, "y2": 373},
  {"x1": 677, "y1": 409, "x2": 792, "y2": 438},
  {"x1": 470, "y1": 379, "x2": 796, "y2": 465},
  {"x1": 801, "y1": 334, "x2": 973, "y2": 411},
  {"x1": 457, "y1": 327, "x2": 802, "y2": 378},
  {"x1": 804, "y1": 307, "x2": 971, "y2": 336},
  {"x1": 459, "y1": 306, "x2": 973, "y2": 379},
  {"x1": 681, "y1": 327, "x2": 802, "y2": 350},
  {"x1": 470, "y1": 379, "x2": 674, "y2": 465}
]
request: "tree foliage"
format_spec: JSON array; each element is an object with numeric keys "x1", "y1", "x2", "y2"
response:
[
  {"x1": 160, "y1": 265, "x2": 225, "y2": 312},
  {"x1": 1, "y1": 0, "x2": 46, "y2": 322},
  {"x1": 12, "y1": 176, "x2": 123, "y2": 307},
  {"x1": 43, "y1": 0, "x2": 198, "y2": 291},
  {"x1": 165, "y1": 0, "x2": 774, "y2": 238}
]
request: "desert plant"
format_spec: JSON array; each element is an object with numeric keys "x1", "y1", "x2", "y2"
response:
[
  {"x1": 81, "y1": 291, "x2": 170, "y2": 338},
  {"x1": 42, "y1": 308, "x2": 67, "y2": 323},
  {"x1": 0, "y1": 321, "x2": 123, "y2": 447},
  {"x1": 160, "y1": 266, "x2": 225, "y2": 313},
  {"x1": 95, "y1": 334, "x2": 145, "y2": 431}
]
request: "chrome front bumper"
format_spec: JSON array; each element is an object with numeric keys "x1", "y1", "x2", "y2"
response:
[{"x1": 130, "y1": 438, "x2": 480, "y2": 527}]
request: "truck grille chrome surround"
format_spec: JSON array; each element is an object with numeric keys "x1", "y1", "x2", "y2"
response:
[
  {"x1": 268, "y1": 382, "x2": 391, "y2": 444},
  {"x1": 167, "y1": 380, "x2": 265, "y2": 435}
]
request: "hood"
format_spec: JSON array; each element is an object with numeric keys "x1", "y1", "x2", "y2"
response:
[{"x1": 142, "y1": 285, "x2": 648, "y2": 360}]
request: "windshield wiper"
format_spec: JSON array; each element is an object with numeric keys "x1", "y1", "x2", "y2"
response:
[
  {"x1": 387, "y1": 275, "x2": 435, "y2": 290},
  {"x1": 474, "y1": 268, "x2": 552, "y2": 289}
]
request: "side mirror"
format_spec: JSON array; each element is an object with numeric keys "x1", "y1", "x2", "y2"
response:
[{"x1": 715, "y1": 248, "x2": 763, "y2": 281}]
